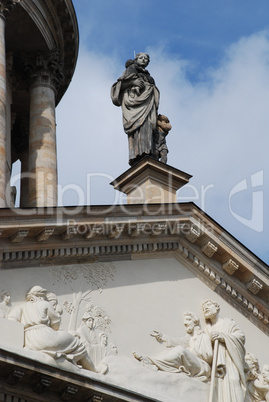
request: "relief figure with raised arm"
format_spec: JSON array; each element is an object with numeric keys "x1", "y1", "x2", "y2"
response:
[{"x1": 133, "y1": 311, "x2": 212, "y2": 382}]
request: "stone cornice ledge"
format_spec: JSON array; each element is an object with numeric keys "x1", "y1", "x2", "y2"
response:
[{"x1": 0, "y1": 348, "x2": 155, "y2": 402}]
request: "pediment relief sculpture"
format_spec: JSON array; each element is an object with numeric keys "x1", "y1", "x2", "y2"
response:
[
  {"x1": 77, "y1": 307, "x2": 118, "y2": 373},
  {"x1": 132, "y1": 299, "x2": 269, "y2": 402},
  {"x1": 133, "y1": 311, "x2": 212, "y2": 382},
  {"x1": 1, "y1": 282, "x2": 269, "y2": 402},
  {"x1": 7, "y1": 286, "x2": 111, "y2": 374},
  {"x1": 0, "y1": 289, "x2": 11, "y2": 318},
  {"x1": 245, "y1": 353, "x2": 269, "y2": 402}
]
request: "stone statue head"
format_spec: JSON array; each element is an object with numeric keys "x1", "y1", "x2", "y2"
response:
[
  {"x1": 0, "y1": 290, "x2": 11, "y2": 304},
  {"x1": 245, "y1": 352, "x2": 260, "y2": 380},
  {"x1": 46, "y1": 292, "x2": 61, "y2": 313},
  {"x1": 262, "y1": 365, "x2": 269, "y2": 384},
  {"x1": 158, "y1": 114, "x2": 170, "y2": 123},
  {"x1": 81, "y1": 311, "x2": 95, "y2": 329},
  {"x1": 26, "y1": 285, "x2": 47, "y2": 301},
  {"x1": 108, "y1": 343, "x2": 118, "y2": 356},
  {"x1": 135, "y1": 52, "x2": 150, "y2": 68},
  {"x1": 202, "y1": 299, "x2": 220, "y2": 320},
  {"x1": 99, "y1": 332, "x2": 108, "y2": 346},
  {"x1": 183, "y1": 312, "x2": 200, "y2": 334}
]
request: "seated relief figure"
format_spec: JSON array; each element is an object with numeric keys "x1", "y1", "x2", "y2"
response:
[
  {"x1": 202, "y1": 299, "x2": 246, "y2": 402},
  {"x1": 8, "y1": 286, "x2": 106, "y2": 373},
  {"x1": 133, "y1": 311, "x2": 213, "y2": 382}
]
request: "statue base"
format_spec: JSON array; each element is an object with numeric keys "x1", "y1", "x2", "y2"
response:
[{"x1": 111, "y1": 156, "x2": 192, "y2": 204}]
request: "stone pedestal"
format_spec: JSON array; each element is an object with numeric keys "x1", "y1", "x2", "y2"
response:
[{"x1": 111, "y1": 156, "x2": 192, "y2": 204}]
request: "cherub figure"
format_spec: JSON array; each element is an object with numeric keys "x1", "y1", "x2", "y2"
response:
[{"x1": 154, "y1": 114, "x2": 172, "y2": 163}]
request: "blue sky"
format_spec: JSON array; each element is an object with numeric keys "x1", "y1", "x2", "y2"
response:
[
  {"x1": 73, "y1": 0, "x2": 269, "y2": 75},
  {"x1": 53, "y1": 1, "x2": 269, "y2": 264}
]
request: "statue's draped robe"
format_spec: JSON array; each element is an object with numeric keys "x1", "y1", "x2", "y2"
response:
[
  {"x1": 9, "y1": 300, "x2": 87, "y2": 364},
  {"x1": 246, "y1": 379, "x2": 267, "y2": 402},
  {"x1": 205, "y1": 317, "x2": 246, "y2": 402},
  {"x1": 145, "y1": 332, "x2": 213, "y2": 382},
  {"x1": 111, "y1": 63, "x2": 160, "y2": 165}
]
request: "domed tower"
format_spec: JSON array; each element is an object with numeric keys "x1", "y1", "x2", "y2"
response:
[{"x1": 0, "y1": 0, "x2": 78, "y2": 207}]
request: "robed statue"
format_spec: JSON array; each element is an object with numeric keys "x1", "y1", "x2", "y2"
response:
[{"x1": 111, "y1": 53, "x2": 161, "y2": 166}]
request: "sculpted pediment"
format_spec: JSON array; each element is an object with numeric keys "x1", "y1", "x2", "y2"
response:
[{"x1": 0, "y1": 204, "x2": 268, "y2": 401}]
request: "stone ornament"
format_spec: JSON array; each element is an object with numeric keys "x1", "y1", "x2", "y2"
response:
[
  {"x1": 201, "y1": 241, "x2": 218, "y2": 258},
  {"x1": 133, "y1": 311, "x2": 212, "y2": 382},
  {"x1": 20, "y1": 50, "x2": 64, "y2": 91},
  {"x1": 222, "y1": 259, "x2": 239, "y2": 275},
  {"x1": 0, "y1": 289, "x2": 11, "y2": 318},
  {"x1": 246, "y1": 279, "x2": 263, "y2": 295}
]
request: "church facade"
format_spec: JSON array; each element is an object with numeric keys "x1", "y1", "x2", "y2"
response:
[{"x1": 0, "y1": 2, "x2": 268, "y2": 402}]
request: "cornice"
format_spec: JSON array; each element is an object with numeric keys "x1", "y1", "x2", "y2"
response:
[
  {"x1": 0, "y1": 348, "x2": 154, "y2": 401},
  {"x1": 0, "y1": 204, "x2": 268, "y2": 337}
]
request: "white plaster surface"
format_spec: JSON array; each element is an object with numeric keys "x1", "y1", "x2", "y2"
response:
[{"x1": 0, "y1": 318, "x2": 24, "y2": 348}]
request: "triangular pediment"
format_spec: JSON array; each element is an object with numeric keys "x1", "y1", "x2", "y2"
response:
[{"x1": 0, "y1": 203, "x2": 268, "y2": 401}]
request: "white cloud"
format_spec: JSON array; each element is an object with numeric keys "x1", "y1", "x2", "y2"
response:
[{"x1": 56, "y1": 33, "x2": 269, "y2": 262}]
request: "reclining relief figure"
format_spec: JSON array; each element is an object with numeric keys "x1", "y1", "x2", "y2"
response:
[{"x1": 133, "y1": 311, "x2": 213, "y2": 382}]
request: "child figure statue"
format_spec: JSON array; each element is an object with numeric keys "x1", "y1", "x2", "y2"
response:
[{"x1": 154, "y1": 114, "x2": 172, "y2": 163}]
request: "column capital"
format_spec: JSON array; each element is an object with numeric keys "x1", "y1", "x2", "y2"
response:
[
  {"x1": 0, "y1": 0, "x2": 21, "y2": 20},
  {"x1": 20, "y1": 50, "x2": 64, "y2": 93}
]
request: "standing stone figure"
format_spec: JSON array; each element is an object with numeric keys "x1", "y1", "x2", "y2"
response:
[
  {"x1": 111, "y1": 53, "x2": 160, "y2": 166},
  {"x1": 133, "y1": 311, "x2": 213, "y2": 382},
  {"x1": 202, "y1": 299, "x2": 246, "y2": 402}
]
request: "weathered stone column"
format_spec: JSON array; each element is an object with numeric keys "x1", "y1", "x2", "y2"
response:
[
  {"x1": 0, "y1": 0, "x2": 20, "y2": 207},
  {"x1": 25, "y1": 51, "x2": 63, "y2": 207}
]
